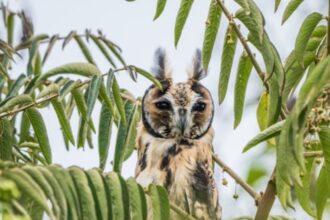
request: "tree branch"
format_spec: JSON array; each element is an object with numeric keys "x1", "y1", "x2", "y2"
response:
[
  {"x1": 255, "y1": 168, "x2": 276, "y2": 220},
  {"x1": 212, "y1": 154, "x2": 261, "y2": 203},
  {"x1": 0, "y1": 67, "x2": 132, "y2": 119},
  {"x1": 215, "y1": 0, "x2": 269, "y2": 91}
]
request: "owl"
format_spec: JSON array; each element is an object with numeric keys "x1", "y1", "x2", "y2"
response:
[{"x1": 135, "y1": 48, "x2": 221, "y2": 220}]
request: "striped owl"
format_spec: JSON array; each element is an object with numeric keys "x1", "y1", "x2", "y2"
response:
[{"x1": 135, "y1": 48, "x2": 221, "y2": 220}]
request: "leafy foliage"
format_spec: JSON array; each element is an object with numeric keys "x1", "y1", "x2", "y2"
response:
[
  {"x1": 0, "y1": 0, "x2": 330, "y2": 219},
  {"x1": 0, "y1": 161, "x2": 169, "y2": 220}
]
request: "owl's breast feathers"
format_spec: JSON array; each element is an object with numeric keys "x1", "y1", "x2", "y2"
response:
[{"x1": 135, "y1": 122, "x2": 221, "y2": 219}]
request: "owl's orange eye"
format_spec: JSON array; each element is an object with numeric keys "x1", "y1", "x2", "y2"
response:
[
  {"x1": 155, "y1": 101, "x2": 171, "y2": 110},
  {"x1": 192, "y1": 102, "x2": 206, "y2": 112}
]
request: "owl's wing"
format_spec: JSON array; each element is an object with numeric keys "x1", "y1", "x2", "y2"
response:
[
  {"x1": 191, "y1": 159, "x2": 221, "y2": 220},
  {"x1": 135, "y1": 122, "x2": 147, "y2": 177}
]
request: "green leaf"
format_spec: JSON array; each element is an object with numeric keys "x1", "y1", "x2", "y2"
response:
[
  {"x1": 98, "y1": 102, "x2": 113, "y2": 170},
  {"x1": 62, "y1": 31, "x2": 77, "y2": 49},
  {"x1": 282, "y1": 0, "x2": 304, "y2": 24},
  {"x1": 105, "y1": 172, "x2": 130, "y2": 220},
  {"x1": 90, "y1": 35, "x2": 116, "y2": 68},
  {"x1": 86, "y1": 75, "x2": 102, "y2": 118},
  {"x1": 126, "y1": 177, "x2": 148, "y2": 220},
  {"x1": 60, "y1": 80, "x2": 81, "y2": 100},
  {"x1": 19, "y1": 111, "x2": 31, "y2": 143},
  {"x1": 294, "y1": 159, "x2": 316, "y2": 217},
  {"x1": 248, "y1": 32, "x2": 282, "y2": 126},
  {"x1": 132, "y1": 66, "x2": 163, "y2": 90},
  {"x1": 315, "y1": 166, "x2": 329, "y2": 220},
  {"x1": 7, "y1": 12, "x2": 15, "y2": 46},
  {"x1": 3, "y1": 168, "x2": 54, "y2": 218},
  {"x1": 5, "y1": 74, "x2": 27, "y2": 100},
  {"x1": 0, "y1": 63, "x2": 9, "y2": 78},
  {"x1": 246, "y1": 165, "x2": 267, "y2": 186},
  {"x1": 49, "y1": 165, "x2": 80, "y2": 220},
  {"x1": 71, "y1": 88, "x2": 96, "y2": 132},
  {"x1": 174, "y1": 0, "x2": 194, "y2": 47},
  {"x1": 102, "y1": 39, "x2": 126, "y2": 67},
  {"x1": 235, "y1": 0, "x2": 264, "y2": 43},
  {"x1": 154, "y1": 0, "x2": 167, "y2": 20},
  {"x1": 36, "y1": 83, "x2": 59, "y2": 99},
  {"x1": 112, "y1": 77, "x2": 126, "y2": 127},
  {"x1": 294, "y1": 12, "x2": 323, "y2": 67},
  {"x1": 27, "y1": 41, "x2": 40, "y2": 76},
  {"x1": 202, "y1": 0, "x2": 222, "y2": 71},
  {"x1": 243, "y1": 120, "x2": 285, "y2": 152},
  {"x1": 123, "y1": 103, "x2": 141, "y2": 160},
  {"x1": 77, "y1": 117, "x2": 88, "y2": 148},
  {"x1": 0, "y1": 94, "x2": 33, "y2": 113},
  {"x1": 256, "y1": 91, "x2": 268, "y2": 131},
  {"x1": 42, "y1": 34, "x2": 59, "y2": 65},
  {"x1": 282, "y1": 52, "x2": 316, "y2": 103},
  {"x1": 0, "y1": 118, "x2": 13, "y2": 160},
  {"x1": 22, "y1": 166, "x2": 61, "y2": 218},
  {"x1": 86, "y1": 169, "x2": 108, "y2": 220},
  {"x1": 25, "y1": 108, "x2": 52, "y2": 164},
  {"x1": 113, "y1": 101, "x2": 134, "y2": 172},
  {"x1": 40, "y1": 62, "x2": 101, "y2": 81},
  {"x1": 275, "y1": 0, "x2": 281, "y2": 12},
  {"x1": 34, "y1": 52, "x2": 42, "y2": 77},
  {"x1": 37, "y1": 166, "x2": 68, "y2": 220},
  {"x1": 51, "y1": 98, "x2": 75, "y2": 145},
  {"x1": 234, "y1": 52, "x2": 253, "y2": 128},
  {"x1": 319, "y1": 126, "x2": 330, "y2": 189},
  {"x1": 69, "y1": 166, "x2": 97, "y2": 220},
  {"x1": 74, "y1": 36, "x2": 96, "y2": 65},
  {"x1": 218, "y1": 24, "x2": 237, "y2": 104},
  {"x1": 148, "y1": 184, "x2": 170, "y2": 220},
  {"x1": 295, "y1": 56, "x2": 330, "y2": 111}
]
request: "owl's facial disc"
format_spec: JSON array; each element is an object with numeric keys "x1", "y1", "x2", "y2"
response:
[{"x1": 142, "y1": 81, "x2": 214, "y2": 139}]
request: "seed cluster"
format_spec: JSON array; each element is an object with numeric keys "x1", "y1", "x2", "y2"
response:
[
  {"x1": 307, "y1": 88, "x2": 330, "y2": 133},
  {"x1": 304, "y1": 88, "x2": 330, "y2": 149}
]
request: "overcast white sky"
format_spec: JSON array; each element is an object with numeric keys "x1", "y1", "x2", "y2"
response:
[{"x1": 3, "y1": 0, "x2": 327, "y2": 219}]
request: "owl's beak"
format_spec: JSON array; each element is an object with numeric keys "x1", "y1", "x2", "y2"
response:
[{"x1": 178, "y1": 109, "x2": 187, "y2": 134}]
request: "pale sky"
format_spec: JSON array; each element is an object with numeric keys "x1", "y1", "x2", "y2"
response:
[{"x1": 3, "y1": 0, "x2": 326, "y2": 219}]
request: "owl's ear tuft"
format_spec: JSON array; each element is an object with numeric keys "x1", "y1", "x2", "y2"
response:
[
  {"x1": 151, "y1": 48, "x2": 172, "y2": 81},
  {"x1": 188, "y1": 49, "x2": 207, "y2": 81}
]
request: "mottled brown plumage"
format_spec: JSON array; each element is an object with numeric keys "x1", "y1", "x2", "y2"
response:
[{"x1": 135, "y1": 48, "x2": 221, "y2": 219}]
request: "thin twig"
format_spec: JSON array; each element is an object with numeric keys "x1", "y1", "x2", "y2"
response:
[
  {"x1": 212, "y1": 153, "x2": 261, "y2": 203},
  {"x1": 0, "y1": 93, "x2": 59, "y2": 119},
  {"x1": 215, "y1": 0, "x2": 269, "y2": 91},
  {"x1": 0, "y1": 67, "x2": 132, "y2": 119},
  {"x1": 304, "y1": 150, "x2": 323, "y2": 158},
  {"x1": 170, "y1": 202, "x2": 196, "y2": 220}
]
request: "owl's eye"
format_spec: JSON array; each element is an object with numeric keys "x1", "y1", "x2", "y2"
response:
[
  {"x1": 155, "y1": 101, "x2": 172, "y2": 110},
  {"x1": 192, "y1": 102, "x2": 206, "y2": 112}
]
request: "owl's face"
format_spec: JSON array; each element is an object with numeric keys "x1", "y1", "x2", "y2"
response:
[{"x1": 142, "y1": 49, "x2": 214, "y2": 139}]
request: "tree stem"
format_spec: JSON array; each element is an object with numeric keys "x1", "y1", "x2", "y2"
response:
[
  {"x1": 0, "y1": 67, "x2": 131, "y2": 119},
  {"x1": 255, "y1": 168, "x2": 276, "y2": 220},
  {"x1": 215, "y1": 0, "x2": 269, "y2": 91},
  {"x1": 212, "y1": 154, "x2": 261, "y2": 203}
]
